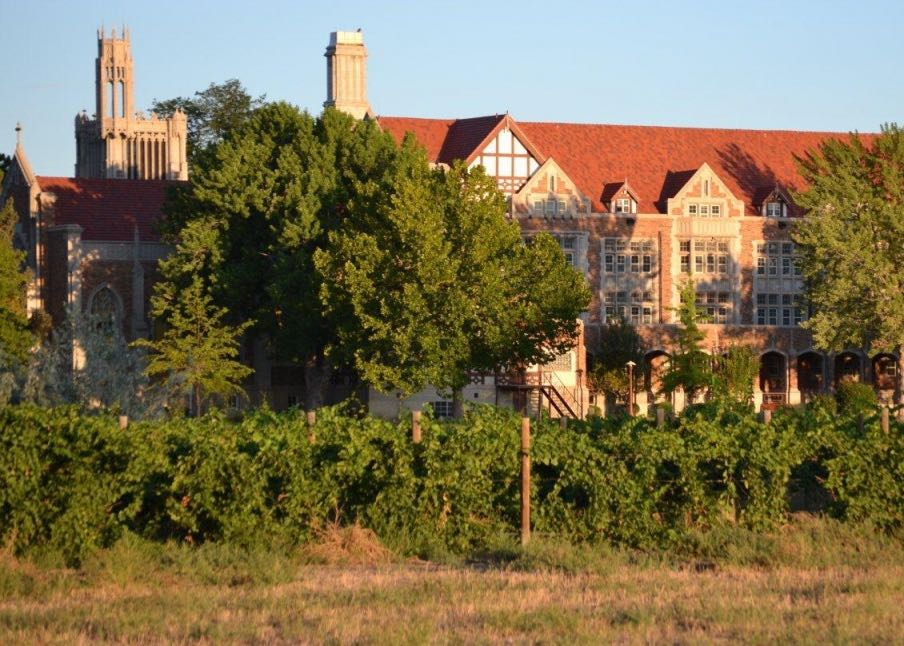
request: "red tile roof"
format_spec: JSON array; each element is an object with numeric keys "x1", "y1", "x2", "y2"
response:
[
  {"x1": 35, "y1": 176, "x2": 174, "y2": 242},
  {"x1": 378, "y1": 115, "x2": 505, "y2": 165},
  {"x1": 378, "y1": 116, "x2": 866, "y2": 214}
]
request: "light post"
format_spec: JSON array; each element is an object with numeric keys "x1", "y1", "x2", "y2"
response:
[{"x1": 626, "y1": 360, "x2": 636, "y2": 417}]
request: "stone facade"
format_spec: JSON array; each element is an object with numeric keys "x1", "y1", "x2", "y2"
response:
[
  {"x1": 75, "y1": 27, "x2": 188, "y2": 181},
  {"x1": 3, "y1": 27, "x2": 898, "y2": 417}
]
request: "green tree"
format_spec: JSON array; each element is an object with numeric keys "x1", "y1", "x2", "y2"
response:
[
  {"x1": 588, "y1": 316, "x2": 645, "y2": 406},
  {"x1": 161, "y1": 104, "x2": 402, "y2": 408},
  {"x1": 152, "y1": 79, "x2": 266, "y2": 167},
  {"x1": 316, "y1": 159, "x2": 591, "y2": 415},
  {"x1": 793, "y1": 124, "x2": 904, "y2": 404},
  {"x1": 712, "y1": 344, "x2": 758, "y2": 404},
  {"x1": 0, "y1": 153, "x2": 11, "y2": 185},
  {"x1": 134, "y1": 274, "x2": 252, "y2": 416},
  {"x1": 0, "y1": 200, "x2": 32, "y2": 366},
  {"x1": 23, "y1": 305, "x2": 158, "y2": 417},
  {"x1": 661, "y1": 278, "x2": 713, "y2": 402}
]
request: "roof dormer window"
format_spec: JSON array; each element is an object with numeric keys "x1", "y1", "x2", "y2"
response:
[
  {"x1": 614, "y1": 197, "x2": 634, "y2": 214},
  {"x1": 765, "y1": 200, "x2": 785, "y2": 218}
]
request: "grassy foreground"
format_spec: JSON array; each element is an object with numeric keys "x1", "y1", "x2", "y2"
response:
[{"x1": 2, "y1": 519, "x2": 903, "y2": 644}]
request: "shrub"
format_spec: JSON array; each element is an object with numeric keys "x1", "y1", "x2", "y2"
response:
[{"x1": 835, "y1": 379, "x2": 877, "y2": 417}]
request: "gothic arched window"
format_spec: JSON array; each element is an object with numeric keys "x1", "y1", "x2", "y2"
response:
[{"x1": 90, "y1": 286, "x2": 121, "y2": 334}]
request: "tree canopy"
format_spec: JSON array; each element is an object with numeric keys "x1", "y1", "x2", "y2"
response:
[
  {"x1": 0, "y1": 200, "x2": 32, "y2": 366},
  {"x1": 793, "y1": 123, "x2": 904, "y2": 402},
  {"x1": 316, "y1": 159, "x2": 591, "y2": 405},
  {"x1": 587, "y1": 316, "x2": 645, "y2": 406},
  {"x1": 160, "y1": 103, "x2": 404, "y2": 407},
  {"x1": 160, "y1": 103, "x2": 591, "y2": 409},
  {"x1": 152, "y1": 79, "x2": 266, "y2": 167}
]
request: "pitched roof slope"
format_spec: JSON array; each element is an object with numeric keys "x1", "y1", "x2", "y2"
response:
[
  {"x1": 35, "y1": 177, "x2": 173, "y2": 242},
  {"x1": 378, "y1": 114, "x2": 504, "y2": 165},
  {"x1": 378, "y1": 116, "x2": 862, "y2": 213}
]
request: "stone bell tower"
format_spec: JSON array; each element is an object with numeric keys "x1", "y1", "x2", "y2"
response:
[
  {"x1": 75, "y1": 26, "x2": 188, "y2": 180},
  {"x1": 324, "y1": 30, "x2": 373, "y2": 119}
]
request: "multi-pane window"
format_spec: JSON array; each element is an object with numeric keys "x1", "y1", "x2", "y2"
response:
[
  {"x1": 687, "y1": 203, "x2": 724, "y2": 217},
  {"x1": 695, "y1": 291, "x2": 732, "y2": 324},
  {"x1": 532, "y1": 198, "x2": 568, "y2": 216},
  {"x1": 765, "y1": 201, "x2": 785, "y2": 218},
  {"x1": 679, "y1": 239, "x2": 730, "y2": 275},
  {"x1": 603, "y1": 238, "x2": 656, "y2": 274},
  {"x1": 754, "y1": 241, "x2": 805, "y2": 326},
  {"x1": 755, "y1": 293, "x2": 806, "y2": 327},
  {"x1": 614, "y1": 197, "x2": 633, "y2": 213},
  {"x1": 430, "y1": 400, "x2": 454, "y2": 419},
  {"x1": 604, "y1": 291, "x2": 656, "y2": 324},
  {"x1": 560, "y1": 235, "x2": 575, "y2": 266},
  {"x1": 756, "y1": 242, "x2": 800, "y2": 277}
]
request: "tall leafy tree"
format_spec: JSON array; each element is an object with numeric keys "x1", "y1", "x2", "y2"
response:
[
  {"x1": 793, "y1": 124, "x2": 904, "y2": 404},
  {"x1": 161, "y1": 103, "x2": 402, "y2": 408},
  {"x1": 316, "y1": 160, "x2": 591, "y2": 414},
  {"x1": 0, "y1": 200, "x2": 32, "y2": 366},
  {"x1": 588, "y1": 316, "x2": 645, "y2": 406},
  {"x1": 152, "y1": 79, "x2": 266, "y2": 166},
  {"x1": 661, "y1": 278, "x2": 713, "y2": 402},
  {"x1": 135, "y1": 273, "x2": 251, "y2": 416}
]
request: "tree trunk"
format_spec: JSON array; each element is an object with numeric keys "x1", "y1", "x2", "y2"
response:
[
  {"x1": 895, "y1": 347, "x2": 904, "y2": 409},
  {"x1": 193, "y1": 383, "x2": 202, "y2": 418},
  {"x1": 303, "y1": 352, "x2": 332, "y2": 411},
  {"x1": 452, "y1": 387, "x2": 465, "y2": 419}
]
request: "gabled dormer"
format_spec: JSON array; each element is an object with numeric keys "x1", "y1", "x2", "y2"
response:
[
  {"x1": 466, "y1": 114, "x2": 545, "y2": 195},
  {"x1": 756, "y1": 185, "x2": 793, "y2": 218},
  {"x1": 666, "y1": 162, "x2": 745, "y2": 218},
  {"x1": 512, "y1": 158, "x2": 590, "y2": 219},
  {"x1": 601, "y1": 181, "x2": 640, "y2": 215}
]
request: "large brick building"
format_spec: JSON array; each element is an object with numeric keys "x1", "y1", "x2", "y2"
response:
[{"x1": 2, "y1": 28, "x2": 898, "y2": 415}]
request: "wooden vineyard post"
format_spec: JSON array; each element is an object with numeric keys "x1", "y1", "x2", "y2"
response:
[
  {"x1": 656, "y1": 406, "x2": 665, "y2": 428},
  {"x1": 118, "y1": 415, "x2": 129, "y2": 430},
  {"x1": 412, "y1": 410, "x2": 422, "y2": 443},
  {"x1": 560, "y1": 416, "x2": 568, "y2": 430},
  {"x1": 761, "y1": 408, "x2": 772, "y2": 424},
  {"x1": 521, "y1": 416, "x2": 531, "y2": 546},
  {"x1": 881, "y1": 407, "x2": 890, "y2": 434},
  {"x1": 306, "y1": 410, "x2": 316, "y2": 442}
]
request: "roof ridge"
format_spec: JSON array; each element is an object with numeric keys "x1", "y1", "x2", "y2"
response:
[{"x1": 518, "y1": 119, "x2": 871, "y2": 137}]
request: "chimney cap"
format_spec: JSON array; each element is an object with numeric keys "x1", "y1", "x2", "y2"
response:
[{"x1": 330, "y1": 30, "x2": 365, "y2": 46}]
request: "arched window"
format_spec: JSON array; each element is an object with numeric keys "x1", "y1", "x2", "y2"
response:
[
  {"x1": 90, "y1": 286, "x2": 121, "y2": 334},
  {"x1": 119, "y1": 81, "x2": 126, "y2": 118}
]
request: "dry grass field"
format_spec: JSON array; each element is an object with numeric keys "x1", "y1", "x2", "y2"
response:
[{"x1": 2, "y1": 521, "x2": 903, "y2": 644}]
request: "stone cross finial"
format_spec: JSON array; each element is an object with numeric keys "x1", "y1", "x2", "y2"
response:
[{"x1": 15, "y1": 122, "x2": 21, "y2": 146}]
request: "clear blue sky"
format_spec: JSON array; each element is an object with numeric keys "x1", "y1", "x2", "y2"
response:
[{"x1": 3, "y1": 0, "x2": 902, "y2": 177}]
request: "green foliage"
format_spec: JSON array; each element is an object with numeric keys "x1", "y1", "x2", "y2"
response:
[
  {"x1": 712, "y1": 345, "x2": 758, "y2": 403},
  {"x1": 0, "y1": 199, "x2": 32, "y2": 368},
  {"x1": 161, "y1": 104, "x2": 403, "y2": 406},
  {"x1": 835, "y1": 379, "x2": 878, "y2": 416},
  {"x1": 661, "y1": 278, "x2": 712, "y2": 400},
  {"x1": 134, "y1": 274, "x2": 252, "y2": 416},
  {"x1": 316, "y1": 159, "x2": 591, "y2": 398},
  {"x1": 793, "y1": 124, "x2": 904, "y2": 402},
  {"x1": 22, "y1": 305, "x2": 158, "y2": 418},
  {"x1": 151, "y1": 79, "x2": 266, "y2": 166},
  {"x1": 588, "y1": 317, "x2": 644, "y2": 403},
  {"x1": 1, "y1": 401, "x2": 902, "y2": 566}
]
